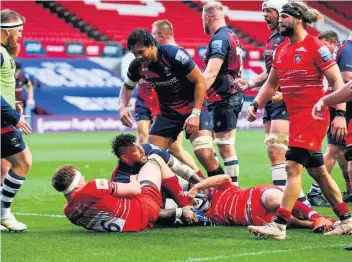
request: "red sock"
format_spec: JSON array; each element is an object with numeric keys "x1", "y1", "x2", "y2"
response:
[
  {"x1": 197, "y1": 170, "x2": 206, "y2": 179},
  {"x1": 162, "y1": 176, "x2": 191, "y2": 207},
  {"x1": 293, "y1": 201, "x2": 320, "y2": 221},
  {"x1": 275, "y1": 208, "x2": 292, "y2": 222},
  {"x1": 333, "y1": 202, "x2": 351, "y2": 220}
]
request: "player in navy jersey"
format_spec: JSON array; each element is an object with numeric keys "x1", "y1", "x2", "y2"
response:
[
  {"x1": 309, "y1": 31, "x2": 352, "y2": 204},
  {"x1": 201, "y1": 2, "x2": 244, "y2": 186},
  {"x1": 234, "y1": 0, "x2": 310, "y2": 206},
  {"x1": 151, "y1": 19, "x2": 224, "y2": 178}
]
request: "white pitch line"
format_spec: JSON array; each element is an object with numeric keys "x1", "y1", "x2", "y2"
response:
[
  {"x1": 13, "y1": 212, "x2": 65, "y2": 218},
  {"x1": 171, "y1": 244, "x2": 345, "y2": 262}
]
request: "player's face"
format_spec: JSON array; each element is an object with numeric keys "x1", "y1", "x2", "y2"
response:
[
  {"x1": 151, "y1": 26, "x2": 163, "y2": 44},
  {"x1": 6, "y1": 26, "x2": 23, "y2": 57},
  {"x1": 121, "y1": 143, "x2": 147, "y2": 168},
  {"x1": 263, "y1": 8, "x2": 279, "y2": 30},
  {"x1": 319, "y1": 38, "x2": 337, "y2": 54},
  {"x1": 278, "y1": 13, "x2": 295, "y2": 37},
  {"x1": 202, "y1": 12, "x2": 210, "y2": 35},
  {"x1": 130, "y1": 44, "x2": 156, "y2": 66}
]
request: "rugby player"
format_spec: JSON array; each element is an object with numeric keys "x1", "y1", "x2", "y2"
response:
[{"x1": 247, "y1": 1, "x2": 352, "y2": 238}]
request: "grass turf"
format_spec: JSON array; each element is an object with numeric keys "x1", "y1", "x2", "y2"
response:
[{"x1": 1, "y1": 130, "x2": 351, "y2": 261}]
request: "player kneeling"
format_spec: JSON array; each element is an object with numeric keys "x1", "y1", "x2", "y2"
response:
[
  {"x1": 188, "y1": 175, "x2": 334, "y2": 239},
  {"x1": 52, "y1": 154, "x2": 196, "y2": 232}
]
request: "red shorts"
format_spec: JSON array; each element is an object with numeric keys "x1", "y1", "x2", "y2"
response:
[
  {"x1": 346, "y1": 120, "x2": 352, "y2": 147},
  {"x1": 136, "y1": 184, "x2": 162, "y2": 231},
  {"x1": 250, "y1": 185, "x2": 283, "y2": 226},
  {"x1": 288, "y1": 110, "x2": 329, "y2": 152}
]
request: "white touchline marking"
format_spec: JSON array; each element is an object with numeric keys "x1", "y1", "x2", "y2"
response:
[
  {"x1": 171, "y1": 244, "x2": 345, "y2": 262},
  {"x1": 14, "y1": 212, "x2": 65, "y2": 218}
]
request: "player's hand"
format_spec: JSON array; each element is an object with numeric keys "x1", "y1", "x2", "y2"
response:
[
  {"x1": 233, "y1": 78, "x2": 250, "y2": 92},
  {"x1": 187, "y1": 187, "x2": 199, "y2": 203},
  {"x1": 272, "y1": 91, "x2": 283, "y2": 103},
  {"x1": 119, "y1": 107, "x2": 134, "y2": 127},
  {"x1": 181, "y1": 206, "x2": 198, "y2": 225},
  {"x1": 16, "y1": 115, "x2": 31, "y2": 135},
  {"x1": 15, "y1": 101, "x2": 23, "y2": 114},
  {"x1": 184, "y1": 108, "x2": 201, "y2": 134},
  {"x1": 331, "y1": 116, "x2": 347, "y2": 143},
  {"x1": 27, "y1": 99, "x2": 35, "y2": 106},
  {"x1": 312, "y1": 99, "x2": 327, "y2": 120},
  {"x1": 247, "y1": 105, "x2": 258, "y2": 122}
]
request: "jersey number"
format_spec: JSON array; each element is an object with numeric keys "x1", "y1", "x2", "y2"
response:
[{"x1": 100, "y1": 220, "x2": 121, "y2": 232}]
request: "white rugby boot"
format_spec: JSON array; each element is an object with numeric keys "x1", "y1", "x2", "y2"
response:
[
  {"x1": 1, "y1": 213, "x2": 27, "y2": 232},
  {"x1": 248, "y1": 221, "x2": 287, "y2": 240},
  {"x1": 324, "y1": 217, "x2": 352, "y2": 235}
]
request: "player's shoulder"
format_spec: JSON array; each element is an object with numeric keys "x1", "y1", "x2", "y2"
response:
[
  {"x1": 86, "y1": 179, "x2": 110, "y2": 191},
  {"x1": 160, "y1": 44, "x2": 180, "y2": 57}
]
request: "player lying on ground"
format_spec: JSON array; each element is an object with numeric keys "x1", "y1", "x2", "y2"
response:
[
  {"x1": 186, "y1": 174, "x2": 334, "y2": 232},
  {"x1": 51, "y1": 155, "x2": 197, "y2": 232}
]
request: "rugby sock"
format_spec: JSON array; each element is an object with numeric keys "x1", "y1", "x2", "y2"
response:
[
  {"x1": 0, "y1": 170, "x2": 25, "y2": 218},
  {"x1": 224, "y1": 156, "x2": 239, "y2": 186},
  {"x1": 207, "y1": 165, "x2": 224, "y2": 177},
  {"x1": 162, "y1": 176, "x2": 191, "y2": 207},
  {"x1": 293, "y1": 201, "x2": 319, "y2": 221},
  {"x1": 332, "y1": 202, "x2": 351, "y2": 221},
  {"x1": 271, "y1": 163, "x2": 286, "y2": 189},
  {"x1": 274, "y1": 208, "x2": 291, "y2": 224},
  {"x1": 196, "y1": 170, "x2": 206, "y2": 180},
  {"x1": 308, "y1": 181, "x2": 322, "y2": 196}
]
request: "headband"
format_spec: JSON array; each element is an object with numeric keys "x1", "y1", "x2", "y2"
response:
[
  {"x1": 1, "y1": 22, "x2": 23, "y2": 30},
  {"x1": 60, "y1": 170, "x2": 82, "y2": 194},
  {"x1": 280, "y1": 6, "x2": 302, "y2": 19}
]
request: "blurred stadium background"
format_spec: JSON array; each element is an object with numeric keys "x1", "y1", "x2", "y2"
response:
[{"x1": 1, "y1": 1, "x2": 352, "y2": 261}]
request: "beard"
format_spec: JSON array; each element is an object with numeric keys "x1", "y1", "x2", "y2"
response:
[
  {"x1": 6, "y1": 32, "x2": 20, "y2": 57},
  {"x1": 204, "y1": 24, "x2": 210, "y2": 35},
  {"x1": 279, "y1": 25, "x2": 294, "y2": 37}
]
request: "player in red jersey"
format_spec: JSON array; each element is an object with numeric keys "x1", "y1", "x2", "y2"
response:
[
  {"x1": 52, "y1": 154, "x2": 197, "y2": 232},
  {"x1": 187, "y1": 174, "x2": 333, "y2": 233},
  {"x1": 247, "y1": 1, "x2": 352, "y2": 238}
]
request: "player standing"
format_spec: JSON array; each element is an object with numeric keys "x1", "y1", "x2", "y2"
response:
[
  {"x1": 202, "y1": 2, "x2": 244, "y2": 185},
  {"x1": 247, "y1": 2, "x2": 351, "y2": 238},
  {"x1": 0, "y1": 9, "x2": 32, "y2": 231}
]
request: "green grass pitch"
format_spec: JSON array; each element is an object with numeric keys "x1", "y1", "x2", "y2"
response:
[{"x1": 1, "y1": 130, "x2": 351, "y2": 261}]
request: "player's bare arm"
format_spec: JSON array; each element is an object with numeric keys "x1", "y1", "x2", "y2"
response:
[
  {"x1": 157, "y1": 207, "x2": 197, "y2": 225},
  {"x1": 119, "y1": 82, "x2": 135, "y2": 128},
  {"x1": 202, "y1": 57, "x2": 223, "y2": 90},
  {"x1": 247, "y1": 67, "x2": 279, "y2": 122},
  {"x1": 167, "y1": 154, "x2": 203, "y2": 184},
  {"x1": 111, "y1": 175, "x2": 141, "y2": 198},
  {"x1": 234, "y1": 71, "x2": 269, "y2": 92},
  {"x1": 324, "y1": 64, "x2": 347, "y2": 142},
  {"x1": 184, "y1": 67, "x2": 206, "y2": 134},
  {"x1": 188, "y1": 174, "x2": 230, "y2": 200}
]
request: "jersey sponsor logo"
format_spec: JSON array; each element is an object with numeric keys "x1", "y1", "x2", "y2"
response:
[
  {"x1": 211, "y1": 40, "x2": 223, "y2": 54},
  {"x1": 154, "y1": 77, "x2": 178, "y2": 86},
  {"x1": 294, "y1": 54, "x2": 302, "y2": 63},
  {"x1": 96, "y1": 179, "x2": 108, "y2": 190},
  {"x1": 175, "y1": 50, "x2": 190, "y2": 65},
  {"x1": 295, "y1": 47, "x2": 307, "y2": 52},
  {"x1": 318, "y1": 46, "x2": 333, "y2": 62}
]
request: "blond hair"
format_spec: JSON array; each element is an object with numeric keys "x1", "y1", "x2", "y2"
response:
[
  {"x1": 152, "y1": 19, "x2": 174, "y2": 37},
  {"x1": 282, "y1": 1, "x2": 323, "y2": 27}
]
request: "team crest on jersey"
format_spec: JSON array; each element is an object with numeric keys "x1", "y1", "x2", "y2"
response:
[
  {"x1": 164, "y1": 67, "x2": 171, "y2": 76},
  {"x1": 294, "y1": 54, "x2": 302, "y2": 63},
  {"x1": 10, "y1": 137, "x2": 20, "y2": 147},
  {"x1": 96, "y1": 179, "x2": 108, "y2": 190}
]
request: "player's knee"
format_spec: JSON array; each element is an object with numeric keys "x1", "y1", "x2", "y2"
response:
[
  {"x1": 344, "y1": 146, "x2": 352, "y2": 162},
  {"x1": 215, "y1": 137, "x2": 235, "y2": 158},
  {"x1": 138, "y1": 133, "x2": 148, "y2": 144},
  {"x1": 285, "y1": 161, "x2": 301, "y2": 177},
  {"x1": 328, "y1": 144, "x2": 345, "y2": 159},
  {"x1": 14, "y1": 150, "x2": 32, "y2": 174},
  {"x1": 192, "y1": 136, "x2": 213, "y2": 151},
  {"x1": 264, "y1": 133, "x2": 288, "y2": 152}
]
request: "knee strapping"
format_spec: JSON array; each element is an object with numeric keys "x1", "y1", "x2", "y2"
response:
[
  {"x1": 191, "y1": 136, "x2": 214, "y2": 151},
  {"x1": 264, "y1": 133, "x2": 288, "y2": 151},
  {"x1": 214, "y1": 137, "x2": 234, "y2": 145}
]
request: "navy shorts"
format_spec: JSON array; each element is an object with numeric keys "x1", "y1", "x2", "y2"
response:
[
  {"x1": 263, "y1": 100, "x2": 289, "y2": 123},
  {"x1": 207, "y1": 92, "x2": 244, "y2": 133},
  {"x1": 149, "y1": 114, "x2": 187, "y2": 141},
  {"x1": 1, "y1": 130, "x2": 27, "y2": 159},
  {"x1": 327, "y1": 102, "x2": 352, "y2": 145},
  {"x1": 135, "y1": 98, "x2": 152, "y2": 122},
  {"x1": 185, "y1": 109, "x2": 213, "y2": 139}
]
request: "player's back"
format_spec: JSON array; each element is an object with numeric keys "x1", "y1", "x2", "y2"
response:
[
  {"x1": 274, "y1": 34, "x2": 336, "y2": 113},
  {"x1": 205, "y1": 183, "x2": 250, "y2": 225},
  {"x1": 64, "y1": 179, "x2": 144, "y2": 232}
]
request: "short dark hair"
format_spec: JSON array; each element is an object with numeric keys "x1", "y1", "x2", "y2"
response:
[
  {"x1": 127, "y1": 29, "x2": 157, "y2": 50},
  {"x1": 318, "y1": 30, "x2": 339, "y2": 42},
  {"x1": 111, "y1": 134, "x2": 137, "y2": 158},
  {"x1": 52, "y1": 165, "x2": 77, "y2": 192}
]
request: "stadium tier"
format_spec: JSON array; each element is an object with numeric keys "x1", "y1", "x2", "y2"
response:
[{"x1": 1, "y1": 0, "x2": 92, "y2": 42}]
